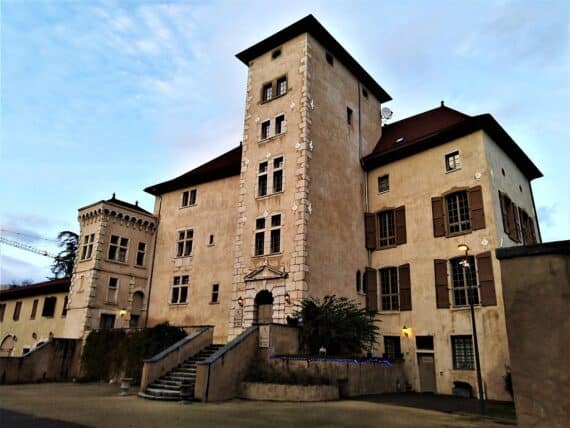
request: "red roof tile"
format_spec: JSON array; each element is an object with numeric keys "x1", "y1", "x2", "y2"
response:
[{"x1": 0, "y1": 278, "x2": 70, "y2": 300}]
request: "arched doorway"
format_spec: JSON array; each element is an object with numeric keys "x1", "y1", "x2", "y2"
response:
[
  {"x1": 254, "y1": 290, "x2": 274, "y2": 324},
  {"x1": 0, "y1": 335, "x2": 16, "y2": 357}
]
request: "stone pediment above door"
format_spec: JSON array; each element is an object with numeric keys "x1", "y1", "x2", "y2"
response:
[{"x1": 244, "y1": 264, "x2": 288, "y2": 282}]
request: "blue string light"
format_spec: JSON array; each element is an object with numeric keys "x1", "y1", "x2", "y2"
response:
[{"x1": 273, "y1": 356, "x2": 392, "y2": 367}]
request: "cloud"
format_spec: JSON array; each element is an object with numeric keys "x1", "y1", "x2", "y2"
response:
[
  {"x1": 0, "y1": 254, "x2": 49, "y2": 285},
  {"x1": 537, "y1": 204, "x2": 558, "y2": 228}
]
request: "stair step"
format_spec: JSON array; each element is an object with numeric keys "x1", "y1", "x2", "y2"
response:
[
  {"x1": 149, "y1": 383, "x2": 181, "y2": 391},
  {"x1": 138, "y1": 391, "x2": 180, "y2": 401},
  {"x1": 145, "y1": 387, "x2": 182, "y2": 397},
  {"x1": 166, "y1": 376, "x2": 196, "y2": 382}
]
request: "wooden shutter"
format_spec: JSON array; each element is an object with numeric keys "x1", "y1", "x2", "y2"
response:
[
  {"x1": 395, "y1": 206, "x2": 407, "y2": 245},
  {"x1": 431, "y1": 197, "x2": 446, "y2": 237},
  {"x1": 468, "y1": 186, "x2": 485, "y2": 230},
  {"x1": 476, "y1": 252, "x2": 496, "y2": 306},
  {"x1": 434, "y1": 260, "x2": 450, "y2": 308},
  {"x1": 512, "y1": 205, "x2": 521, "y2": 242},
  {"x1": 398, "y1": 264, "x2": 411, "y2": 311},
  {"x1": 498, "y1": 192, "x2": 509, "y2": 234},
  {"x1": 364, "y1": 213, "x2": 377, "y2": 249},
  {"x1": 364, "y1": 267, "x2": 378, "y2": 312},
  {"x1": 528, "y1": 217, "x2": 537, "y2": 244}
]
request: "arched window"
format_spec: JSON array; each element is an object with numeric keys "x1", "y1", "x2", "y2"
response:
[{"x1": 356, "y1": 270, "x2": 362, "y2": 293}]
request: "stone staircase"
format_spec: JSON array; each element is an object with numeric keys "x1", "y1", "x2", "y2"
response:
[{"x1": 138, "y1": 344, "x2": 224, "y2": 401}]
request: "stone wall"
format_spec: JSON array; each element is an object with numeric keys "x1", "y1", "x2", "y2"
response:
[
  {"x1": 496, "y1": 242, "x2": 569, "y2": 428},
  {"x1": 0, "y1": 339, "x2": 81, "y2": 384},
  {"x1": 239, "y1": 382, "x2": 339, "y2": 401}
]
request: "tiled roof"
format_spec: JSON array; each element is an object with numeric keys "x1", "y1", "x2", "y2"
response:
[
  {"x1": 363, "y1": 105, "x2": 542, "y2": 180},
  {"x1": 144, "y1": 145, "x2": 242, "y2": 196},
  {"x1": 105, "y1": 197, "x2": 153, "y2": 215},
  {"x1": 236, "y1": 14, "x2": 391, "y2": 104},
  {"x1": 0, "y1": 278, "x2": 70, "y2": 301}
]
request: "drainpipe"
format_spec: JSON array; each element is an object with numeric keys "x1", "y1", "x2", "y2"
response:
[{"x1": 144, "y1": 195, "x2": 162, "y2": 328}]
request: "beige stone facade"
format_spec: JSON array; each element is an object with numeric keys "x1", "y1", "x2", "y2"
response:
[
  {"x1": 63, "y1": 197, "x2": 156, "y2": 338},
  {"x1": 56, "y1": 15, "x2": 543, "y2": 402},
  {"x1": 0, "y1": 279, "x2": 69, "y2": 356}
]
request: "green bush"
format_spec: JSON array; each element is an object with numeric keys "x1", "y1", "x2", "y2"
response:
[
  {"x1": 293, "y1": 295, "x2": 379, "y2": 356},
  {"x1": 80, "y1": 323, "x2": 186, "y2": 383}
]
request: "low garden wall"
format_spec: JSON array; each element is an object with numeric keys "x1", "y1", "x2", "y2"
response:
[
  {"x1": 0, "y1": 339, "x2": 81, "y2": 384},
  {"x1": 239, "y1": 382, "x2": 339, "y2": 402},
  {"x1": 271, "y1": 357, "x2": 405, "y2": 397}
]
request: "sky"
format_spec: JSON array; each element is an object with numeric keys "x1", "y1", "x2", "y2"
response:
[{"x1": 1, "y1": 0, "x2": 568, "y2": 284}]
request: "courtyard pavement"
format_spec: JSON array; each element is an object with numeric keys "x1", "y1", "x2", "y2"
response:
[{"x1": 0, "y1": 383, "x2": 514, "y2": 428}]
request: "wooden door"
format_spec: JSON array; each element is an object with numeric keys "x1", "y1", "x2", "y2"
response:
[
  {"x1": 258, "y1": 304, "x2": 273, "y2": 324},
  {"x1": 418, "y1": 353, "x2": 437, "y2": 393}
]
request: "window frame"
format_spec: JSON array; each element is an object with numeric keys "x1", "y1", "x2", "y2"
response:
[
  {"x1": 445, "y1": 190, "x2": 471, "y2": 235},
  {"x1": 211, "y1": 283, "x2": 220, "y2": 304},
  {"x1": 445, "y1": 150, "x2": 461, "y2": 173},
  {"x1": 383, "y1": 335, "x2": 402, "y2": 361},
  {"x1": 261, "y1": 120, "x2": 271, "y2": 140},
  {"x1": 253, "y1": 213, "x2": 283, "y2": 257},
  {"x1": 41, "y1": 296, "x2": 57, "y2": 318},
  {"x1": 451, "y1": 335, "x2": 475, "y2": 370},
  {"x1": 275, "y1": 114, "x2": 285, "y2": 135},
  {"x1": 377, "y1": 209, "x2": 396, "y2": 248},
  {"x1": 136, "y1": 242, "x2": 146, "y2": 267},
  {"x1": 108, "y1": 235, "x2": 129, "y2": 263},
  {"x1": 30, "y1": 299, "x2": 39, "y2": 319},
  {"x1": 269, "y1": 214, "x2": 282, "y2": 254},
  {"x1": 181, "y1": 188, "x2": 197, "y2": 208},
  {"x1": 0, "y1": 303, "x2": 6, "y2": 322},
  {"x1": 176, "y1": 229, "x2": 194, "y2": 258},
  {"x1": 379, "y1": 267, "x2": 399, "y2": 311},
  {"x1": 171, "y1": 275, "x2": 189, "y2": 305},
  {"x1": 262, "y1": 82, "x2": 273, "y2": 102},
  {"x1": 106, "y1": 277, "x2": 119, "y2": 305},
  {"x1": 13, "y1": 301, "x2": 22, "y2": 321},
  {"x1": 378, "y1": 175, "x2": 390, "y2": 193},
  {"x1": 450, "y1": 256, "x2": 479, "y2": 307},
  {"x1": 80, "y1": 233, "x2": 95, "y2": 260}
]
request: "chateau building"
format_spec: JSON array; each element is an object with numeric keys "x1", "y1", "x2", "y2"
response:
[{"x1": 61, "y1": 15, "x2": 541, "y2": 401}]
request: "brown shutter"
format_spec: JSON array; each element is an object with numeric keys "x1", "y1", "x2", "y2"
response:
[
  {"x1": 395, "y1": 206, "x2": 407, "y2": 245},
  {"x1": 364, "y1": 267, "x2": 378, "y2": 312},
  {"x1": 468, "y1": 186, "x2": 485, "y2": 230},
  {"x1": 498, "y1": 192, "x2": 509, "y2": 234},
  {"x1": 506, "y1": 199, "x2": 516, "y2": 239},
  {"x1": 434, "y1": 260, "x2": 450, "y2": 308},
  {"x1": 364, "y1": 213, "x2": 377, "y2": 249},
  {"x1": 431, "y1": 197, "x2": 446, "y2": 237},
  {"x1": 512, "y1": 205, "x2": 521, "y2": 242},
  {"x1": 476, "y1": 252, "x2": 496, "y2": 306},
  {"x1": 398, "y1": 264, "x2": 411, "y2": 311}
]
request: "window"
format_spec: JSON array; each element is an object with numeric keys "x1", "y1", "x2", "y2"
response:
[
  {"x1": 108, "y1": 235, "x2": 129, "y2": 263},
  {"x1": 273, "y1": 157, "x2": 283, "y2": 193},
  {"x1": 262, "y1": 83, "x2": 273, "y2": 102},
  {"x1": 380, "y1": 267, "x2": 398, "y2": 310},
  {"x1": 129, "y1": 315, "x2": 140, "y2": 329},
  {"x1": 136, "y1": 242, "x2": 146, "y2": 266},
  {"x1": 181, "y1": 189, "x2": 197, "y2": 207},
  {"x1": 383, "y1": 336, "x2": 402, "y2": 360},
  {"x1": 446, "y1": 191, "x2": 471, "y2": 234},
  {"x1": 99, "y1": 314, "x2": 116, "y2": 330},
  {"x1": 176, "y1": 229, "x2": 193, "y2": 257},
  {"x1": 80, "y1": 234, "x2": 95, "y2": 260},
  {"x1": 209, "y1": 234, "x2": 215, "y2": 245},
  {"x1": 519, "y1": 209, "x2": 537, "y2": 245},
  {"x1": 362, "y1": 88, "x2": 368, "y2": 98},
  {"x1": 445, "y1": 151, "x2": 461, "y2": 172},
  {"x1": 0, "y1": 303, "x2": 5, "y2": 322},
  {"x1": 42, "y1": 297, "x2": 57, "y2": 317},
  {"x1": 22, "y1": 347, "x2": 31, "y2": 355},
  {"x1": 378, "y1": 175, "x2": 389, "y2": 193},
  {"x1": 326, "y1": 52, "x2": 334, "y2": 65},
  {"x1": 255, "y1": 218, "x2": 265, "y2": 256},
  {"x1": 276, "y1": 77, "x2": 287, "y2": 96},
  {"x1": 347, "y1": 107, "x2": 353, "y2": 125},
  {"x1": 261, "y1": 120, "x2": 270, "y2": 139},
  {"x1": 62, "y1": 296, "x2": 68, "y2": 317},
  {"x1": 451, "y1": 335, "x2": 474, "y2": 370},
  {"x1": 258, "y1": 161, "x2": 268, "y2": 196},
  {"x1": 211, "y1": 284, "x2": 219, "y2": 303},
  {"x1": 271, "y1": 48, "x2": 281, "y2": 59},
  {"x1": 171, "y1": 275, "x2": 189, "y2": 304},
  {"x1": 270, "y1": 214, "x2": 282, "y2": 254},
  {"x1": 356, "y1": 270, "x2": 361, "y2": 293},
  {"x1": 275, "y1": 115, "x2": 285, "y2": 134},
  {"x1": 450, "y1": 257, "x2": 479, "y2": 306},
  {"x1": 30, "y1": 299, "x2": 38, "y2": 319},
  {"x1": 106, "y1": 277, "x2": 119, "y2": 304},
  {"x1": 416, "y1": 336, "x2": 434, "y2": 350},
  {"x1": 378, "y1": 210, "x2": 396, "y2": 247},
  {"x1": 13, "y1": 301, "x2": 22, "y2": 321}
]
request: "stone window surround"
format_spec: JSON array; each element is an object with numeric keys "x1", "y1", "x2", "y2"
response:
[
  {"x1": 175, "y1": 228, "x2": 194, "y2": 258},
  {"x1": 256, "y1": 155, "x2": 285, "y2": 199},
  {"x1": 107, "y1": 234, "x2": 129, "y2": 264},
  {"x1": 258, "y1": 113, "x2": 288, "y2": 143},
  {"x1": 105, "y1": 277, "x2": 119, "y2": 305},
  {"x1": 252, "y1": 212, "x2": 283, "y2": 258},
  {"x1": 260, "y1": 74, "x2": 289, "y2": 104},
  {"x1": 80, "y1": 233, "x2": 95, "y2": 261}
]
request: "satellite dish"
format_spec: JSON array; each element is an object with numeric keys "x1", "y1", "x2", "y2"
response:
[{"x1": 381, "y1": 107, "x2": 393, "y2": 121}]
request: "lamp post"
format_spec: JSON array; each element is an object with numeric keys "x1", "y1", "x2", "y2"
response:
[{"x1": 458, "y1": 244, "x2": 485, "y2": 414}]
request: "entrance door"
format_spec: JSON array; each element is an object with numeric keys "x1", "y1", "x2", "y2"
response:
[
  {"x1": 258, "y1": 304, "x2": 273, "y2": 323},
  {"x1": 254, "y1": 290, "x2": 274, "y2": 324},
  {"x1": 418, "y1": 353, "x2": 437, "y2": 393}
]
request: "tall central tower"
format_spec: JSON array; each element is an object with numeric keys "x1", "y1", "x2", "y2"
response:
[{"x1": 228, "y1": 15, "x2": 391, "y2": 338}]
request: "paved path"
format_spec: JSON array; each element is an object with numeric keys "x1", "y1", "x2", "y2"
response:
[{"x1": 0, "y1": 383, "x2": 511, "y2": 428}]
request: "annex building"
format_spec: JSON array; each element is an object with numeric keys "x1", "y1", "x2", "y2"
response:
[{"x1": 55, "y1": 15, "x2": 541, "y2": 401}]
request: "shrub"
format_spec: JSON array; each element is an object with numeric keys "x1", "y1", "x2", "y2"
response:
[
  {"x1": 80, "y1": 323, "x2": 186, "y2": 383},
  {"x1": 293, "y1": 295, "x2": 379, "y2": 356}
]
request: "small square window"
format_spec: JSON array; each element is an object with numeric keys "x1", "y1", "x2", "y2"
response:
[
  {"x1": 209, "y1": 234, "x2": 214, "y2": 245},
  {"x1": 261, "y1": 121, "x2": 271, "y2": 139},
  {"x1": 271, "y1": 214, "x2": 281, "y2": 227},
  {"x1": 211, "y1": 284, "x2": 219, "y2": 303},
  {"x1": 378, "y1": 175, "x2": 389, "y2": 193},
  {"x1": 256, "y1": 218, "x2": 266, "y2": 230},
  {"x1": 271, "y1": 48, "x2": 281, "y2": 59},
  {"x1": 326, "y1": 52, "x2": 334, "y2": 65},
  {"x1": 347, "y1": 107, "x2": 353, "y2": 125},
  {"x1": 362, "y1": 88, "x2": 368, "y2": 98},
  {"x1": 445, "y1": 151, "x2": 461, "y2": 172}
]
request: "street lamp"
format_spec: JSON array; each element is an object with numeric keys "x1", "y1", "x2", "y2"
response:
[{"x1": 458, "y1": 244, "x2": 485, "y2": 414}]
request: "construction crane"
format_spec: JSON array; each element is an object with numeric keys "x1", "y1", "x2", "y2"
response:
[{"x1": 0, "y1": 236, "x2": 57, "y2": 258}]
